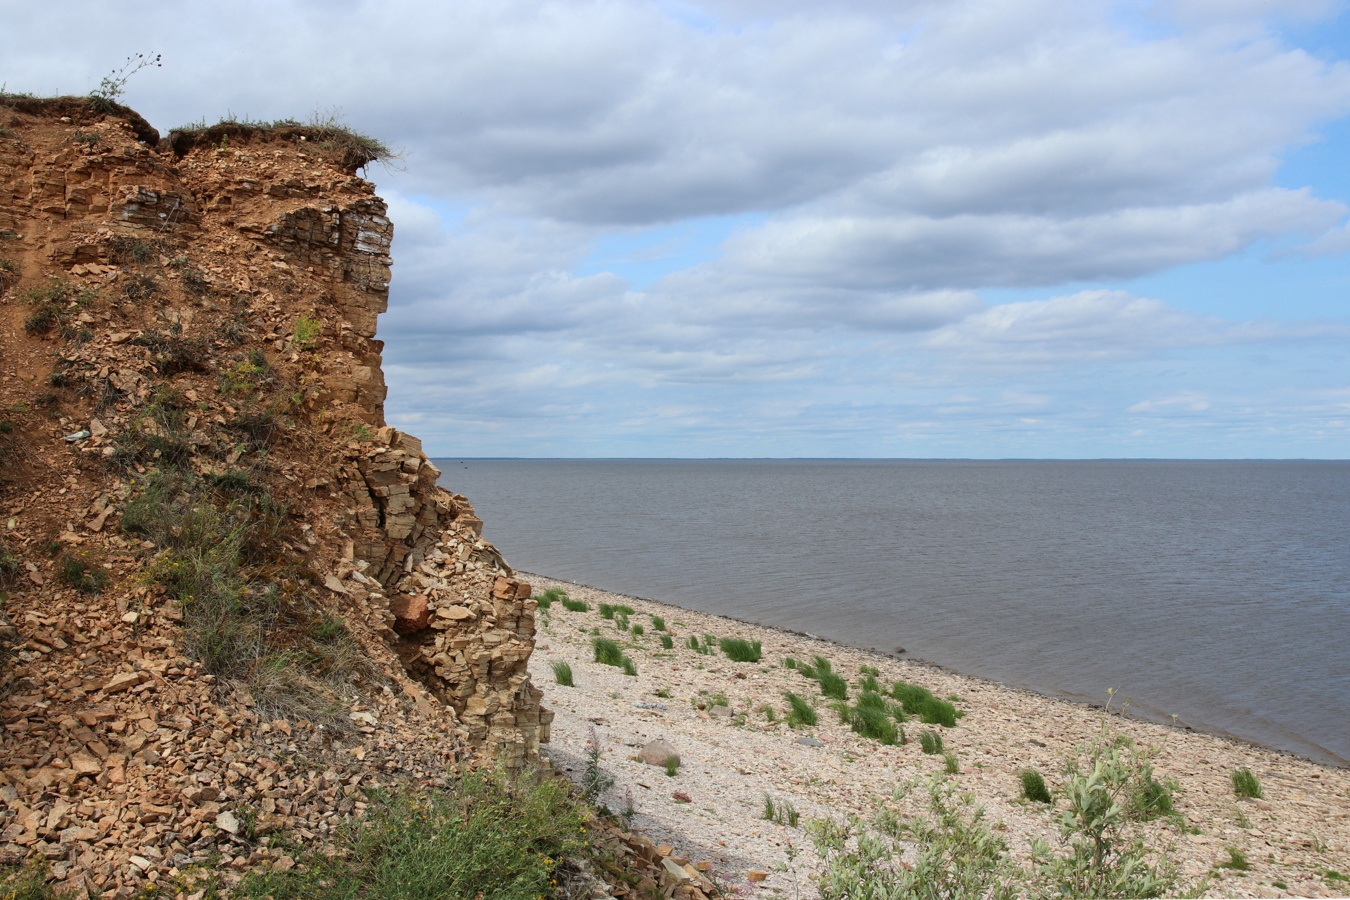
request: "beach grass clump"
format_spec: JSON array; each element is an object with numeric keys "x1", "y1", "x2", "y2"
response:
[
  {"x1": 919, "y1": 729, "x2": 944, "y2": 755},
  {"x1": 664, "y1": 758, "x2": 678, "y2": 777},
  {"x1": 892, "y1": 680, "x2": 959, "y2": 727},
  {"x1": 599, "y1": 603, "x2": 616, "y2": 620},
  {"x1": 533, "y1": 587, "x2": 567, "y2": 610},
  {"x1": 840, "y1": 691, "x2": 901, "y2": 745},
  {"x1": 762, "y1": 795, "x2": 800, "y2": 828},
  {"x1": 785, "y1": 692, "x2": 818, "y2": 728},
  {"x1": 1232, "y1": 767, "x2": 1263, "y2": 799},
  {"x1": 650, "y1": 615, "x2": 665, "y2": 631},
  {"x1": 719, "y1": 637, "x2": 762, "y2": 663},
  {"x1": 1020, "y1": 768, "x2": 1053, "y2": 804},
  {"x1": 593, "y1": 637, "x2": 624, "y2": 667},
  {"x1": 551, "y1": 661, "x2": 573, "y2": 687},
  {"x1": 621, "y1": 657, "x2": 638, "y2": 677},
  {"x1": 631, "y1": 623, "x2": 644, "y2": 637},
  {"x1": 560, "y1": 596, "x2": 589, "y2": 613},
  {"x1": 614, "y1": 613, "x2": 630, "y2": 632},
  {"x1": 57, "y1": 553, "x2": 108, "y2": 594},
  {"x1": 859, "y1": 673, "x2": 881, "y2": 694},
  {"x1": 817, "y1": 670, "x2": 849, "y2": 701},
  {"x1": 943, "y1": 750, "x2": 960, "y2": 774},
  {"x1": 783, "y1": 656, "x2": 799, "y2": 669},
  {"x1": 686, "y1": 635, "x2": 713, "y2": 655},
  {"x1": 1220, "y1": 847, "x2": 1249, "y2": 871},
  {"x1": 659, "y1": 633, "x2": 674, "y2": 649},
  {"x1": 1131, "y1": 772, "x2": 1177, "y2": 821}
]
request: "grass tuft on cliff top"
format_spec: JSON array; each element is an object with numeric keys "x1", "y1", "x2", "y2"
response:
[{"x1": 168, "y1": 110, "x2": 395, "y2": 173}]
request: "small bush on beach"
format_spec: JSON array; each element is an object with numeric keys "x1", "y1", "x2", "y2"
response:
[
  {"x1": 859, "y1": 673, "x2": 881, "y2": 694},
  {"x1": 614, "y1": 613, "x2": 630, "y2": 632},
  {"x1": 943, "y1": 750, "x2": 960, "y2": 774},
  {"x1": 560, "y1": 596, "x2": 589, "y2": 612},
  {"x1": 1220, "y1": 847, "x2": 1249, "y2": 871},
  {"x1": 783, "y1": 656, "x2": 799, "y2": 669},
  {"x1": 687, "y1": 635, "x2": 712, "y2": 655},
  {"x1": 785, "y1": 692, "x2": 818, "y2": 728},
  {"x1": 720, "y1": 637, "x2": 762, "y2": 663},
  {"x1": 599, "y1": 603, "x2": 616, "y2": 620},
  {"x1": 1020, "y1": 768, "x2": 1053, "y2": 804},
  {"x1": 650, "y1": 615, "x2": 665, "y2": 631},
  {"x1": 659, "y1": 634, "x2": 674, "y2": 649},
  {"x1": 621, "y1": 657, "x2": 638, "y2": 676},
  {"x1": 1232, "y1": 767, "x2": 1263, "y2": 799},
  {"x1": 631, "y1": 623, "x2": 644, "y2": 636},
  {"x1": 551, "y1": 661, "x2": 573, "y2": 687},
  {"x1": 919, "y1": 730, "x2": 944, "y2": 755}
]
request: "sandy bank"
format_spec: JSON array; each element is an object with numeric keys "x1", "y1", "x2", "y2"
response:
[{"x1": 524, "y1": 574, "x2": 1350, "y2": 899}]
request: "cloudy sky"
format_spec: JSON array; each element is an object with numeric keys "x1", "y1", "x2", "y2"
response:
[{"x1": 7, "y1": 0, "x2": 1350, "y2": 458}]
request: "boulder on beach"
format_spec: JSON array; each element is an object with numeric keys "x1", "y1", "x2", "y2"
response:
[{"x1": 639, "y1": 739, "x2": 680, "y2": 768}]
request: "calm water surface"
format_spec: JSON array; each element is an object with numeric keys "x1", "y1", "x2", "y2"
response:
[{"x1": 434, "y1": 460, "x2": 1349, "y2": 766}]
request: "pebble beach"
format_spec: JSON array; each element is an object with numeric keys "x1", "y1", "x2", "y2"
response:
[{"x1": 525, "y1": 574, "x2": 1350, "y2": 899}]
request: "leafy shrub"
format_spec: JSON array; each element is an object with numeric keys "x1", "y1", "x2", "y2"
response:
[
  {"x1": 1020, "y1": 768, "x2": 1053, "y2": 804},
  {"x1": 1232, "y1": 767, "x2": 1263, "y2": 799},
  {"x1": 238, "y1": 772, "x2": 585, "y2": 900},
  {"x1": 720, "y1": 637, "x2": 762, "y2": 663},
  {"x1": 919, "y1": 729, "x2": 944, "y2": 755},
  {"x1": 293, "y1": 315, "x2": 321, "y2": 349},
  {"x1": 812, "y1": 776, "x2": 1017, "y2": 900},
  {"x1": 785, "y1": 692, "x2": 818, "y2": 728},
  {"x1": 551, "y1": 661, "x2": 573, "y2": 687}
]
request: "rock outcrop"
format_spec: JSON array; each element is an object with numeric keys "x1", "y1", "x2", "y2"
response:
[{"x1": 0, "y1": 96, "x2": 554, "y2": 893}]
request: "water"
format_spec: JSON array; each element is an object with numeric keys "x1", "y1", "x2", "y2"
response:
[{"x1": 434, "y1": 459, "x2": 1350, "y2": 766}]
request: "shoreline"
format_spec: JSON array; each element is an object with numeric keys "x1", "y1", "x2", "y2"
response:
[
  {"x1": 528, "y1": 574, "x2": 1345, "y2": 771},
  {"x1": 523, "y1": 572, "x2": 1350, "y2": 900}
]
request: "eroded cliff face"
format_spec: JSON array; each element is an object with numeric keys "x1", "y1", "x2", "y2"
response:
[{"x1": 0, "y1": 98, "x2": 549, "y2": 773}]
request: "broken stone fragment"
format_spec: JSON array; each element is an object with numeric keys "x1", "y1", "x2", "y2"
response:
[
  {"x1": 639, "y1": 739, "x2": 680, "y2": 768},
  {"x1": 389, "y1": 594, "x2": 430, "y2": 634}
]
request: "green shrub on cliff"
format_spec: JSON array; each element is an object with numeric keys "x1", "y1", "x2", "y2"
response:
[{"x1": 239, "y1": 771, "x2": 585, "y2": 900}]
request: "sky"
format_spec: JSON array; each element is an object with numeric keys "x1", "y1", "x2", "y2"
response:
[{"x1": 5, "y1": 0, "x2": 1350, "y2": 458}]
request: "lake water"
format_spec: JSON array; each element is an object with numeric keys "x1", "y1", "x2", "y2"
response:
[{"x1": 434, "y1": 459, "x2": 1349, "y2": 766}]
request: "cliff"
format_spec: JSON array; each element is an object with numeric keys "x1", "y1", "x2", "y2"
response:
[{"x1": 0, "y1": 96, "x2": 556, "y2": 894}]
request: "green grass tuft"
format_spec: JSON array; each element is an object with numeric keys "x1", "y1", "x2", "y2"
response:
[
  {"x1": 719, "y1": 636, "x2": 762, "y2": 663},
  {"x1": 919, "y1": 729, "x2": 944, "y2": 755},
  {"x1": 1231, "y1": 767, "x2": 1263, "y2": 799},
  {"x1": 560, "y1": 596, "x2": 589, "y2": 612},
  {"x1": 650, "y1": 615, "x2": 665, "y2": 631},
  {"x1": 1020, "y1": 768, "x2": 1052, "y2": 804},
  {"x1": 238, "y1": 772, "x2": 585, "y2": 900},
  {"x1": 593, "y1": 637, "x2": 624, "y2": 667},
  {"x1": 659, "y1": 633, "x2": 674, "y2": 649},
  {"x1": 551, "y1": 661, "x2": 573, "y2": 687},
  {"x1": 785, "y1": 692, "x2": 818, "y2": 728}
]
